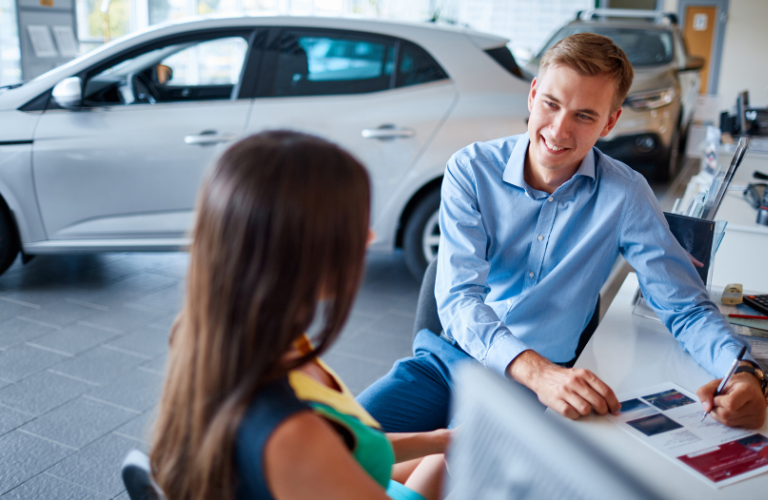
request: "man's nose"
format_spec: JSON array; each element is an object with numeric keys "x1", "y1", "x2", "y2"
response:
[{"x1": 549, "y1": 112, "x2": 570, "y2": 140}]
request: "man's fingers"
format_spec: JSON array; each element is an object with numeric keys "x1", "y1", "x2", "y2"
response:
[
  {"x1": 564, "y1": 393, "x2": 593, "y2": 417},
  {"x1": 580, "y1": 370, "x2": 620, "y2": 413},
  {"x1": 697, "y1": 378, "x2": 720, "y2": 413}
]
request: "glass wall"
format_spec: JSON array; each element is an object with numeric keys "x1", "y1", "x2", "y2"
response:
[{"x1": 0, "y1": 0, "x2": 22, "y2": 85}]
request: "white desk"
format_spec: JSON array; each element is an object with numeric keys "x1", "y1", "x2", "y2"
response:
[
  {"x1": 549, "y1": 272, "x2": 768, "y2": 499},
  {"x1": 709, "y1": 148, "x2": 768, "y2": 290}
]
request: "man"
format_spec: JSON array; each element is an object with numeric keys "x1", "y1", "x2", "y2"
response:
[{"x1": 357, "y1": 33, "x2": 767, "y2": 431}]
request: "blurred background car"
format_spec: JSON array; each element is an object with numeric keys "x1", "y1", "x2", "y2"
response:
[
  {"x1": 0, "y1": 16, "x2": 533, "y2": 281},
  {"x1": 524, "y1": 9, "x2": 705, "y2": 181}
]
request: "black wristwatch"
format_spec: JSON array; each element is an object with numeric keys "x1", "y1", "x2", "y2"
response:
[{"x1": 736, "y1": 361, "x2": 768, "y2": 399}]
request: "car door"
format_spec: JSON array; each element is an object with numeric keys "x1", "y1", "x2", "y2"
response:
[
  {"x1": 31, "y1": 29, "x2": 261, "y2": 243},
  {"x1": 245, "y1": 28, "x2": 457, "y2": 228}
]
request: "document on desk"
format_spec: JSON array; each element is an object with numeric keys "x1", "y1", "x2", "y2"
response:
[{"x1": 604, "y1": 382, "x2": 768, "y2": 488}]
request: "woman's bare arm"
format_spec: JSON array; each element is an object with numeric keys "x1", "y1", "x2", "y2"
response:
[
  {"x1": 264, "y1": 411, "x2": 392, "y2": 500},
  {"x1": 386, "y1": 429, "x2": 452, "y2": 463}
]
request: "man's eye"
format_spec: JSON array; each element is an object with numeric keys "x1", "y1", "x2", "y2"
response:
[
  {"x1": 578, "y1": 113, "x2": 592, "y2": 120},
  {"x1": 545, "y1": 101, "x2": 556, "y2": 108}
]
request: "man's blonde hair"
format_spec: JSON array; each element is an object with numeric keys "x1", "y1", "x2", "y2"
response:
[{"x1": 540, "y1": 32, "x2": 634, "y2": 112}]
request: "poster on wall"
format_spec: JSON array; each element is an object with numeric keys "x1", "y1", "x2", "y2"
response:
[
  {"x1": 27, "y1": 25, "x2": 58, "y2": 58},
  {"x1": 52, "y1": 25, "x2": 78, "y2": 57}
]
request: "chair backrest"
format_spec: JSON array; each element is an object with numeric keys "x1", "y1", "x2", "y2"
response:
[
  {"x1": 122, "y1": 449, "x2": 165, "y2": 500},
  {"x1": 413, "y1": 258, "x2": 442, "y2": 338}
]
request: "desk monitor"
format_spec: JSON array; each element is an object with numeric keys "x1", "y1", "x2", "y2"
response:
[{"x1": 446, "y1": 366, "x2": 667, "y2": 500}]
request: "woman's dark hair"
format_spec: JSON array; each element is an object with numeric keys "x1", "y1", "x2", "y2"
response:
[{"x1": 150, "y1": 131, "x2": 371, "y2": 500}]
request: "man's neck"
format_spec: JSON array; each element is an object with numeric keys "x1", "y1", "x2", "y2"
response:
[{"x1": 524, "y1": 148, "x2": 582, "y2": 194}]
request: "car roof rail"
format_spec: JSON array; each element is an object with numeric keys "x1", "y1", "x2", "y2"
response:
[{"x1": 576, "y1": 8, "x2": 678, "y2": 25}]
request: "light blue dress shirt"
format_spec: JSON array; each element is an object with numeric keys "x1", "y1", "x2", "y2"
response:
[{"x1": 435, "y1": 132, "x2": 751, "y2": 379}]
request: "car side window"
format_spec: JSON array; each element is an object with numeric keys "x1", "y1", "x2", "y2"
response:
[
  {"x1": 83, "y1": 35, "x2": 249, "y2": 107},
  {"x1": 272, "y1": 31, "x2": 395, "y2": 97},
  {"x1": 395, "y1": 41, "x2": 448, "y2": 88}
]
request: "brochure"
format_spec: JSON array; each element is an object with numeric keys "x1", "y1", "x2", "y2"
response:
[{"x1": 604, "y1": 382, "x2": 768, "y2": 488}]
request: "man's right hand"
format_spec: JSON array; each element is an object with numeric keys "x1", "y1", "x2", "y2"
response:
[{"x1": 506, "y1": 350, "x2": 621, "y2": 419}]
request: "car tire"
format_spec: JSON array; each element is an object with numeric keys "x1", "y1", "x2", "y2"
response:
[
  {"x1": 403, "y1": 189, "x2": 441, "y2": 281},
  {"x1": 0, "y1": 203, "x2": 19, "y2": 276}
]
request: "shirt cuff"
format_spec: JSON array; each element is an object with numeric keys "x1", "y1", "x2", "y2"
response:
[
  {"x1": 712, "y1": 342, "x2": 755, "y2": 378},
  {"x1": 484, "y1": 332, "x2": 530, "y2": 376}
]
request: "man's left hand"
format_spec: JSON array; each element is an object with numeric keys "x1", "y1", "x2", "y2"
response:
[{"x1": 697, "y1": 372, "x2": 768, "y2": 428}]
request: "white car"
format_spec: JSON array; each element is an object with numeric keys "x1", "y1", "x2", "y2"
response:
[{"x1": 0, "y1": 16, "x2": 531, "y2": 279}]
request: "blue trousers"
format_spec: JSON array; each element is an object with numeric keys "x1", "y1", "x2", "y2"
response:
[
  {"x1": 356, "y1": 329, "x2": 476, "y2": 432},
  {"x1": 357, "y1": 329, "x2": 546, "y2": 432}
]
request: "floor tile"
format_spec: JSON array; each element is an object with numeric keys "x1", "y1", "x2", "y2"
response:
[
  {"x1": 46, "y1": 433, "x2": 147, "y2": 498},
  {"x1": 104, "y1": 325, "x2": 170, "y2": 359},
  {"x1": 0, "y1": 345, "x2": 68, "y2": 382},
  {"x1": 139, "y1": 354, "x2": 168, "y2": 375},
  {"x1": 16, "y1": 301, "x2": 96, "y2": 328},
  {"x1": 0, "y1": 431, "x2": 73, "y2": 495},
  {"x1": 20, "y1": 397, "x2": 138, "y2": 450},
  {"x1": 1, "y1": 473, "x2": 108, "y2": 500},
  {"x1": 79, "y1": 306, "x2": 164, "y2": 334},
  {"x1": 0, "y1": 407, "x2": 34, "y2": 438},
  {"x1": 86, "y1": 369, "x2": 164, "y2": 413},
  {"x1": 27, "y1": 323, "x2": 121, "y2": 357},
  {"x1": 0, "y1": 371, "x2": 94, "y2": 416},
  {"x1": 112, "y1": 409, "x2": 156, "y2": 444},
  {"x1": 0, "y1": 318, "x2": 59, "y2": 351},
  {"x1": 50, "y1": 348, "x2": 146, "y2": 386}
]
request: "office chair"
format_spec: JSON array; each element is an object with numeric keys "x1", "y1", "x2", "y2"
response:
[
  {"x1": 121, "y1": 449, "x2": 165, "y2": 500},
  {"x1": 415, "y1": 259, "x2": 600, "y2": 367}
]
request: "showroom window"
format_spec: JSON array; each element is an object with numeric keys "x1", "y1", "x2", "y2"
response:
[
  {"x1": 272, "y1": 31, "x2": 395, "y2": 97},
  {"x1": 83, "y1": 35, "x2": 249, "y2": 106}
]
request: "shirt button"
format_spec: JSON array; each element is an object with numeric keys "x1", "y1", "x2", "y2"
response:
[
  {"x1": 548, "y1": 197, "x2": 554, "y2": 202},
  {"x1": 538, "y1": 235, "x2": 544, "y2": 241},
  {"x1": 529, "y1": 272, "x2": 534, "y2": 278}
]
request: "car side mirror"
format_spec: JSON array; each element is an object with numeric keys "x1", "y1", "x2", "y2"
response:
[
  {"x1": 680, "y1": 55, "x2": 705, "y2": 72},
  {"x1": 52, "y1": 76, "x2": 83, "y2": 109}
]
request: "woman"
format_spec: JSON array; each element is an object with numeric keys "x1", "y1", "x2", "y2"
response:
[{"x1": 150, "y1": 131, "x2": 450, "y2": 500}]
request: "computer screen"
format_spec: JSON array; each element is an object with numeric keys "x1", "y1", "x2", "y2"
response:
[{"x1": 446, "y1": 366, "x2": 667, "y2": 500}]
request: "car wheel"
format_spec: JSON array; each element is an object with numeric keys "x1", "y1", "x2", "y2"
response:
[
  {"x1": 0, "y1": 203, "x2": 20, "y2": 276},
  {"x1": 403, "y1": 189, "x2": 441, "y2": 281}
]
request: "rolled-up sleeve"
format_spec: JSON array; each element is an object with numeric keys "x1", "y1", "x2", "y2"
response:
[
  {"x1": 619, "y1": 176, "x2": 753, "y2": 378},
  {"x1": 435, "y1": 155, "x2": 530, "y2": 375}
]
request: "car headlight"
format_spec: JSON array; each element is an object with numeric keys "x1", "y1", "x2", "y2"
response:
[{"x1": 623, "y1": 87, "x2": 676, "y2": 111}]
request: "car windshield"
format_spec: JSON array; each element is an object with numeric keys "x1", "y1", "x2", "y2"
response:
[{"x1": 538, "y1": 26, "x2": 673, "y2": 67}]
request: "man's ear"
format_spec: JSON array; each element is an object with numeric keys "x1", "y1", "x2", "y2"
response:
[
  {"x1": 600, "y1": 107, "x2": 622, "y2": 137},
  {"x1": 528, "y1": 77, "x2": 538, "y2": 114}
]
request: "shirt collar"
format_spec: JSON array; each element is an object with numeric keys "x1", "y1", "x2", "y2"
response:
[{"x1": 502, "y1": 133, "x2": 597, "y2": 195}]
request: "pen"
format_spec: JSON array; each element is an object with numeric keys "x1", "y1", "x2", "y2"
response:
[
  {"x1": 701, "y1": 345, "x2": 747, "y2": 422},
  {"x1": 729, "y1": 314, "x2": 768, "y2": 320}
]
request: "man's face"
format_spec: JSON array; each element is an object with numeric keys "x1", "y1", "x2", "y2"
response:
[{"x1": 527, "y1": 64, "x2": 622, "y2": 176}]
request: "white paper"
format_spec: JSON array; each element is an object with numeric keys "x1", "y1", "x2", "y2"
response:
[
  {"x1": 52, "y1": 25, "x2": 78, "y2": 57},
  {"x1": 27, "y1": 25, "x2": 58, "y2": 58},
  {"x1": 604, "y1": 382, "x2": 768, "y2": 488}
]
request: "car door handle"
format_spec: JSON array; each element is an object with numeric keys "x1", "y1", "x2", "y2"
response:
[
  {"x1": 184, "y1": 132, "x2": 238, "y2": 146},
  {"x1": 361, "y1": 127, "x2": 415, "y2": 140}
]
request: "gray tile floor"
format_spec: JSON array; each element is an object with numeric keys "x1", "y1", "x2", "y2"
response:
[{"x1": 0, "y1": 250, "x2": 420, "y2": 499}]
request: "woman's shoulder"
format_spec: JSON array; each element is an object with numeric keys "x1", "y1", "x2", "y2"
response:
[{"x1": 235, "y1": 377, "x2": 311, "y2": 499}]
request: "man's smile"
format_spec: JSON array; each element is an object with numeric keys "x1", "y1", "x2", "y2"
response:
[{"x1": 541, "y1": 135, "x2": 570, "y2": 154}]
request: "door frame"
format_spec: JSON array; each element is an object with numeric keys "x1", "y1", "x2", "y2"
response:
[{"x1": 678, "y1": 0, "x2": 729, "y2": 95}]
